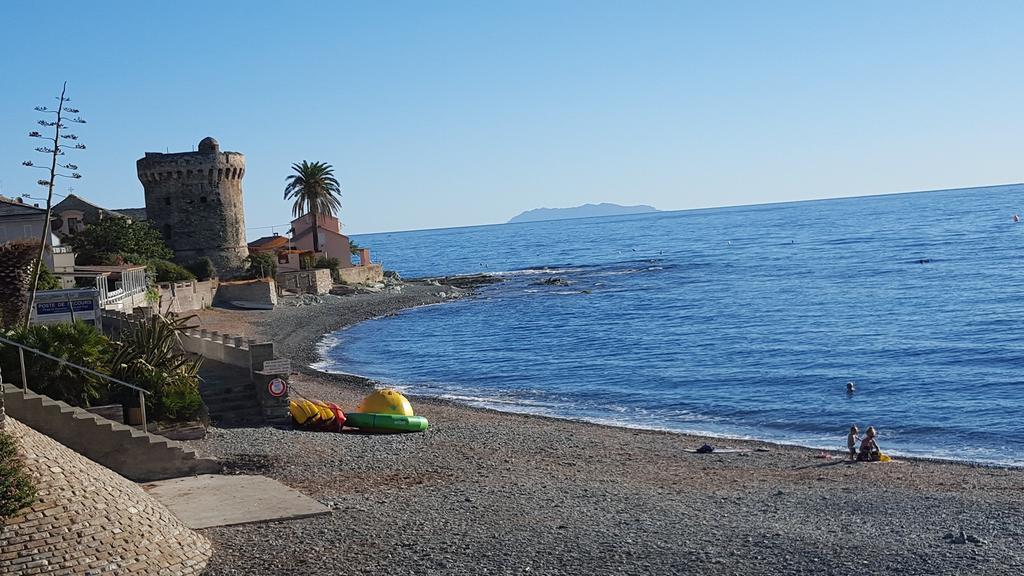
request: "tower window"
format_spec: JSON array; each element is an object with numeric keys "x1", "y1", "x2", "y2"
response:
[
  {"x1": 200, "y1": 197, "x2": 207, "y2": 203},
  {"x1": 164, "y1": 197, "x2": 171, "y2": 206}
]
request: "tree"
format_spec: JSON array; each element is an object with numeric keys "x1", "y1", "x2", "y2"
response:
[
  {"x1": 0, "y1": 241, "x2": 39, "y2": 329},
  {"x1": 185, "y1": 257, "x2": 216, "y2": 281},
  {"x1": 244, "y1": 252, "x2": 277, "y2": 279},
  {"x1": 21, "y1": 82, "x2": 87, "y2": 327},
  {"x1": 69, "y1": 217, "x2": 173, "y2": 265},
  {"x1": 149, "y1": 260, "x2": 195, "y2": 283},
  {"x1": 33, "y1": 261, "x2": 62, "y2": 291},
  {"x1": 283, "y1": 161, "x2": 342, "y2": 253}
]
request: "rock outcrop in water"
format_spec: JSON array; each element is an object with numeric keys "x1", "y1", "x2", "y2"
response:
[{"x1": 508, "y1": 203, "x2": 659, "y2": 223}]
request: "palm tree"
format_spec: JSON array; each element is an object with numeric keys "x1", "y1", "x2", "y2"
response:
[{"x1": 283, "y1": 161, "x2": 342, "y2": 253}]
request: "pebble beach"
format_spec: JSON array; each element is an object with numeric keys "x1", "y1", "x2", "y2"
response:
[{"x1": 191, "y1": 280, "x2": 1024, "y2": 576}]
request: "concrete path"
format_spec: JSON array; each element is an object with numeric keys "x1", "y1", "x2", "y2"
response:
[{"x1": 142, "y1": 474, "x2": 330, "y2": 529}]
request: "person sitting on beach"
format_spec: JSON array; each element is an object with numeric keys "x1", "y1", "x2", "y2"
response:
[
  {"x1": 847, "y1": 425, "x2": 860, "y2": 460},
  {"x1": 857, "y1": 426, "x2": 881, "y2": 462}
]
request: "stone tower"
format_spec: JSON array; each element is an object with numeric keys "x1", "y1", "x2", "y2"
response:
[{"x1": 136, "y1": 137, "x2": 248, "y2": 274}]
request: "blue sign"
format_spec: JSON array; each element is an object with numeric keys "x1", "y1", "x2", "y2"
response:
[{"x1": 35, "y1": 299, "x2": 96, "y2": 315}]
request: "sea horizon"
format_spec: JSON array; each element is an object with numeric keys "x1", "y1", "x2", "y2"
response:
[{"x1": 346, "y1": 181, "x2": 1024, "y2": 237}]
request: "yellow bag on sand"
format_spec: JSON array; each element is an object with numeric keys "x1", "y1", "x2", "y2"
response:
[
  {"x1": 879, "y1": 453, "x2": 893, "y2": 462},
  {"x1": 289, "y1": 400, "x2": 313, "y2": 425}
]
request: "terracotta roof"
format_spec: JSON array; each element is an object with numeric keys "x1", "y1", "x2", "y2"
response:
[{"x1": 248, "y1": 235, "x2": 291, "y2": 250}]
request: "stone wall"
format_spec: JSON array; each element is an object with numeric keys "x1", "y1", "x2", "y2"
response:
[
  {"x1": 0, "y1": 418, "x2": 211, "y2": 574},
  {"x1": 179, "y1": 328, "x2": 255, "y2": 370},
  {"x1": 213, "y1": 278, "x2": 277, "y2": 308},
  {"x1": 178, "y1": 330, "x2": 289, "y2": 423},
  {"x1": 136, "y1": 137, "x2": 248, "y2": 274},
  {"x1": 338, "y1": 263, "x2": 384, "y2": 285},
  {"x1": 157, "y1": 280, "x2": 216, "y2": 313},
  {"x1": 277, "y1": 268, "x2": 333, "y2": 295}
]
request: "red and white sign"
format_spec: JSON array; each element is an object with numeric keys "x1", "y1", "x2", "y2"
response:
[{"x1": 268, "y1": 378, "x2": 288, "y2": 397}]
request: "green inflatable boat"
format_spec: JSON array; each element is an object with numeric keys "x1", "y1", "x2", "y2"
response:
[{"x1": 345, "y1": 412, "x2": 429, "y2": 432}]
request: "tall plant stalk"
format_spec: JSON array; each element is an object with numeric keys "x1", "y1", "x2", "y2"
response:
[{"x1": 21, "y1": 82, "x2": 86, "y2": 327}]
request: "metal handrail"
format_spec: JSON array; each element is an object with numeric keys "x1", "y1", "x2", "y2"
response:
[{"x1": 0, "y1": 334, "x2": 150, "y2": 431}]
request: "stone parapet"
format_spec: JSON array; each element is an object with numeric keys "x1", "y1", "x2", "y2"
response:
[
  {"x1": 338, "y1": 263, "x2": 384, "y2": 285},
  {"x1": 157, "y1": 279, "x2": 217, "y2": 313},
  {"x1": 277, "y1": 268, "x2": 333, "y2": 295}
]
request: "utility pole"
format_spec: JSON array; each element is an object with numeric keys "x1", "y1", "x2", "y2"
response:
[{"x1": 21, "y1": 82, "x2": 87, "y2": 327}]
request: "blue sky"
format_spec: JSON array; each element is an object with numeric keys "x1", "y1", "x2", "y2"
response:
[{"x1": 1, "y1": 1, "x2": 1022, "y2": 235}]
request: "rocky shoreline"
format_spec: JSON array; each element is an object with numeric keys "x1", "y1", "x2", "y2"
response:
[{"x1": 192, "y1": 278, "x2": 1024, "y2": 575}]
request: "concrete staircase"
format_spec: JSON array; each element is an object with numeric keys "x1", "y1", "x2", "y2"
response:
[
  {"x1": 198, "y1": 360, "x2": 263, "y2": 426},
  {"x1": 2, "y1": 383, "x2": 221, "y2": 482}
]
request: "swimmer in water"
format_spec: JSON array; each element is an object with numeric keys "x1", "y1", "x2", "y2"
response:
[{"x1": 846, "y1": 381, "x2": 855, "y2": 394}]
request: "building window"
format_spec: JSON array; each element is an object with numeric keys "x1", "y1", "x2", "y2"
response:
[
  {"x1": 200, "y1": 197, "x2": 207, "y2": 203},
  {"x1": 163, "y1": 223, "x2": 173, "y2": 240},
  {"x1": 164, "y1": 197, "x2": 171, "y2": 206}
]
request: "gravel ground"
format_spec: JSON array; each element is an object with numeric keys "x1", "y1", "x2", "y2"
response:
[{"x1": 191, "y1": 283, "x2": 1024, "y2": 576}]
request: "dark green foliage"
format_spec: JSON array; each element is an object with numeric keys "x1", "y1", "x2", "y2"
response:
[
  {"x1": 69, "y1": 218, "x2": 173, "y2": 265},
  {"x1": 34, "y1": 262, "x2": 62, "y2": 291},
  {"x1": 348, "y1": 239, "x2": 361, "y2": 256},
  {"x1": 314, "y1": 256, "x2": 341, "y2": 282},
  {"x1": 0, "y1": 322, "x2": 112, "y2": 406},
  {"x1": 244, "y1": 252, "x2": 277, "y2": 279},
  {"x1": 185, "y1": 257, "x2": 216, "y2": 281},
  {"x1": 284, "y1": 161, "x2": 342, "y2": 218},
  {"x1": 284, "y1": 161, "x2": 342, "y2": 253},
  {"x1": 149, "y1": 259, "x2": 195, "y2": 283},
  {"x1": 0, "y1": 431, "x2": 36, "y2": 520},
  {"x1": 109, "y1": 313, "x2": 204, "y2": 423},
  {"x1": 0, "y1": 313, "x2": 206, "y2": 423},
  {"x1": 158, "y1": 379, "x2": 203, "y2": 422}
]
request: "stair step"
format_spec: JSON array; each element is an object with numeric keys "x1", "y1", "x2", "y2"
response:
[
  {"x1": 207, "y1": 400, "x2": 262, "y2": 413},
  {"x1": 202, "y1": 393, "x2": 256, "y2": 405},
  {"x1": 72, "y1": 412, "x2": 102, "y2": 421}
]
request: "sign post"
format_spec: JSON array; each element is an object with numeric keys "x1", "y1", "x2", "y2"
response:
[
  {"x1": 268, "y1": 378, "x2": 288, "y2": 398},
  {"x1": 259, "y1": 358, "x2": 291, "y2": 375}
]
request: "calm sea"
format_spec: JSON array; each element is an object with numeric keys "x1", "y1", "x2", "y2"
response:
[{"x1": 319, "y1": 185, "x2": 1024, "y2": 466}]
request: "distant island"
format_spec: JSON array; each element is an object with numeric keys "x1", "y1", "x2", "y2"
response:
[{"x1": 508, "y1": 203, "x2": 660, "y2": 224}]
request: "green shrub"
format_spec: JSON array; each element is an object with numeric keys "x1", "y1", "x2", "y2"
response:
[
  {"x1": 0, "y1": 431, "x2": 36, "y2": 520},
  {"x1": 109, "y1": 313, "x2": 204, "y2": 423},
  {"x1": 69, "y1": 218, "x2": 173, "y2": 265},
  {"x1": 314, "y1": 256, "x2": 341, "y2": 282},
  {"x1": 185, "y1": 257, "x2": 216, "y2": 281},
  {"x1": 34, "y1": 262, "x2": 62, "y2": 291},
  {"x1": 244, "y1": 252, "x2": 277, "y2": 279},
  {"x1": 158, "y1": 378, "x2": 203, "y2": 422},
  {"x1": 0, "y1": 322, "x2": 112, "y2": 406},
  {"x1": 299, "y1": 254, "x2": 315, "y2": 271},
  {"x1": 149, "y1": 260, "x2": 195, "y2": 283}
]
